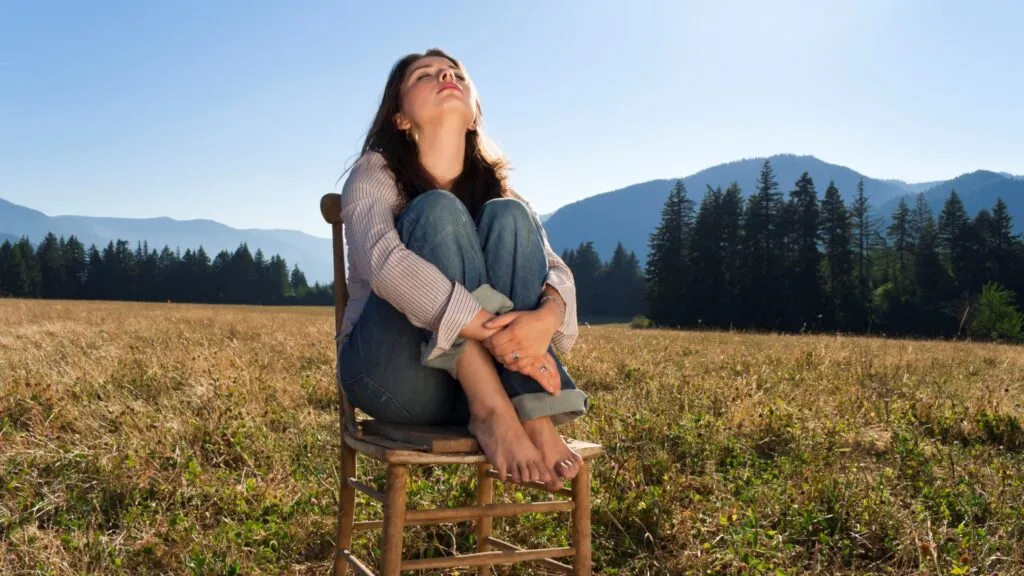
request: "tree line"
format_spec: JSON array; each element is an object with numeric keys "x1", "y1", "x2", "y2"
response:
[
  {"x1": 615, "y1": 159, "x2": 1023, "y2": 340},
  {"x1": 0, "y1": 234, "x2": 334, "y2": 305}
]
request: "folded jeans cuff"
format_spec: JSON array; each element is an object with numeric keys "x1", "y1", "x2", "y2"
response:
[{"x1": 420, "y1": 283, "x2": 514, "y2": 379}]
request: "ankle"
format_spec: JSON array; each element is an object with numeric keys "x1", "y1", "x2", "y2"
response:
[{"x1": 469, "y1": 399, "x2": 514, "y2": 422}]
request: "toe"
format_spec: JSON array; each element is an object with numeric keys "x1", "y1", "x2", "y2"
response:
[
  {"x1": 529, "y1": 461, "x2": 547, "y2": 485},
  {"x1": 560, "y1": 458, "x2": 580, "y2": 479}
]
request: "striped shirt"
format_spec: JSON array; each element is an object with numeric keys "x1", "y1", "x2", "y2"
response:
[{"x1": 338, "y1": 150, "x2": 579, "y2": 361}]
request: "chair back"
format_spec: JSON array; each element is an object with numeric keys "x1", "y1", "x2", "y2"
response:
[{"x1": 320, "y1": 193, "x2": 357, "y2": 433}]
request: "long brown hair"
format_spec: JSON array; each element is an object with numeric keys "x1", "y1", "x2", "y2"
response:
[{"x1": 360, "y1": 48, "x2": 510, "y2": 218}]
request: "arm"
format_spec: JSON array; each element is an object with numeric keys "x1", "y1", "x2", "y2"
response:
[
  {"x1": 341, "y1": 151, "x2": 497, "y2": 359},
  {"x1": 507, "y1": 189, "x2": 579, "y2": 355}
]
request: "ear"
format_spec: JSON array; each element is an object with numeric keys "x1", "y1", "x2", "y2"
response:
[{"x1": 394, "y1": 113, "x2": 412, "y2": 131}]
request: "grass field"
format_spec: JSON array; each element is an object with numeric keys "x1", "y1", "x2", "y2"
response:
[{"x1": 2, "y1": 299, "x2": 1023, "y2": 575}]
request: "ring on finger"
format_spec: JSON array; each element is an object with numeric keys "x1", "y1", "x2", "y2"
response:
[{"x1": 512, "y1": 351, "x2": 520, "y2": 362}]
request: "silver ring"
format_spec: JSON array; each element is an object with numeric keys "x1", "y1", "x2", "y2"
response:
[
  {"x1": 512, "y1": 351, "x2": 520, "y2": 361},
  {"x1": 539, "y1": 366, "x2": 547, "y2": 373}
]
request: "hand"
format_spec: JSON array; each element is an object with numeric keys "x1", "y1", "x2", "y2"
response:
[
  {"x1": 521, "y1": 352, "x2": 561, "y2": 395},
  {"x1": 483, "y1": 309, "x2": 557, "y2": 373}
]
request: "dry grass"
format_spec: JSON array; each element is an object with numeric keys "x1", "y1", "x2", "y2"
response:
[{"x1": 2, "y1": 299, "x2": 1023, "y2": 575}]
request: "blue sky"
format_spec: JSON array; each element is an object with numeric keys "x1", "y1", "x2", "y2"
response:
[{"x1": 2, "y1": 1, "x2": 1021, "y2": 238}]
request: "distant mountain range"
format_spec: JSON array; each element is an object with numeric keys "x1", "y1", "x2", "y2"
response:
[
  {"x1": 877, "y1": 170, "x2": 1024, "y2": 226},
  {"x1": 544, "y1": 155, "x2": 1023, "y2": 263},
  {"x1": 0, "y1": 198, "x2": 334, "y2": 283},
  {"x1": 3, "y1": 156, "x2": 1021, "y2": 283}
]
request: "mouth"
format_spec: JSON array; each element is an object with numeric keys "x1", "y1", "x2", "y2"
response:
[{"x1": 437, "y1": 82, "x2": 462, "y2": 94}]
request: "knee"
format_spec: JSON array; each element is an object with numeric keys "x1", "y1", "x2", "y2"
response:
[
  {"x1": 477, "y1": 197, "x2": 534, "y2": 233},
  {"x1": 399, "y1": 189, "x2": 474, "y2": 237}
]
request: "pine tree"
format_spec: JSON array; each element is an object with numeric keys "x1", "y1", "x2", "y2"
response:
[
  {"x1": 911, "y1": 199, "x2": 954, "y2": 333},
  {"x1": 820, "y1": 180, "x2": 855, "y2": 329},
  {"x1": 6, "y1": 238, "x2": 42, "y2": 297},
  {"x1": 741, "y1": 160, "x2": 785, "y2": 329},
  {"x1": 570, "y1": 241, "x2": 603, "y2": 316},
  {"x1": 0, "y1": 240, "x2": 13, "y2": 296},
  {"x1": 719, "y1": 182, "x2": 744, "y2": 327},
  {"x1": 268, "y1": 255, "x2": 292, "y2": 303},
  {"x1": 290, "y1": 264, "x2": 309, "y2": 297},
  {"x1": 690, "y1": 185, "x2": 725, "y2": 326},
  {"x1": 63, "y1": 236, "x2": 87, "y2": 299},
  {"x1": 850, "y1": 178, "x2": 883, "y2": 308},
  {"x1": 887, "y1": 198, "x2": 912, "y2": 294},
  {"x1": 603, "y1": 243, "x2": 645, "y2": 318},
  {"x1": 786, "y1": 171, "x2": 823, "y2": 330},
  {"x1": 644, "y1": 180, "x2": 694, "y2": 326},
  {"x1": 989, "y1": 198, "x2": 1019, "y2": 288},
  {"x1": 937, "y1": 190, "x2": 973, "y2": 291},
  {"x1": 36, "y1": 233, "x2": 64, "y2": 299}
]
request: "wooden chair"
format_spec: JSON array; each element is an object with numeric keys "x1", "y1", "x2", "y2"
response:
[{"x1": 320, "y1": 193, "x2": 603, "y2": 575}]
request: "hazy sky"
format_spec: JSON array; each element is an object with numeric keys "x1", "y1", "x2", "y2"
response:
[{"x1": 2, "y1": 1, "x2": 1021, "y2": 238}]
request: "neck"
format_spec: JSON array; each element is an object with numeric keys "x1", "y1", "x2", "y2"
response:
[{"x1": 415, "y1": 119, "x2": 467, "y2": 190}]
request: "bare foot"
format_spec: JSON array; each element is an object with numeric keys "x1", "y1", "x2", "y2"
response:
[
  {"x1": 522, "y1": 416, "x2": 583, "y2": 489},
  {"x1": 469, "y1": 407, "x2": 555, "y2": 486}
]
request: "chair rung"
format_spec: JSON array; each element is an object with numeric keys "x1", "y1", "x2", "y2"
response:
[
  {"x1": 487, "y1": 537, "x2": 573, "y2": 573},
  {"x1": 353, "y1": 520, "x2": 381, "y2": 532},
  {"x1": 347, "y1": 477, "x2": 385, "y2": 503},
  {"x1": 406, "y1": 500, "x2": 574, "y2": 524},
  {"x1": 484, "y1": 469, "x2": 575, "y2": 496},
  {"x1": 353, "y1": 499, "x2": 574, "y2": 531},
  {"x1": 401, "y1": 546, "x2": 575, "y2": 570},
  {"x1": 341, "y1": 549, "x2": 375, "y2": 576}
]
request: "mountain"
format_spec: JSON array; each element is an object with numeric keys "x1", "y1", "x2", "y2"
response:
[
  {"x1": 544, "y1": 154, "x2": 910, "y2": 263},
  {"x1": 0, "y1": 197, "x2": 334, "y2": 283},
  {"x1": 882, "y1": 179, "x2": 947, "y2": 194},
  {"x1": 878, "y1": 170, "x2": 1024, "y2": 229},
  {"x1": 1, "y1": 232, "x2": 19, "y2": 245}
]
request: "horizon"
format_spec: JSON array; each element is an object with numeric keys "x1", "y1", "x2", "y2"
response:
[{"x1": 2, "y1": 1, "x2": 1022, "y2": 238}]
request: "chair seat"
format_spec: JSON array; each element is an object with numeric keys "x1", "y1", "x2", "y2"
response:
[{"x1": 346, "y1": 419, "x2": 603, "y2": 465}]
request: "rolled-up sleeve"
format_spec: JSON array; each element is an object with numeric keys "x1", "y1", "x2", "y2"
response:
[{"x1": 341, "y1": 151, "x2": 482, "y2": 358}]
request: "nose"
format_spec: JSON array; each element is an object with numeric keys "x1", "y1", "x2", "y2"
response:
[{"x1": 439, "y1": 67, "x2": 456, "y2": 82}]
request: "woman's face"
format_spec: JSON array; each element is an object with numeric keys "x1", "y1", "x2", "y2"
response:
[{"x1": 395, "y1": 55, "x2": 476, "y2": 135}]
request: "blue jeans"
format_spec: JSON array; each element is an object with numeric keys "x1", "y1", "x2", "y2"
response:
[{"x1": 338, "y1": 190, "x2": 588, "y2": 427}]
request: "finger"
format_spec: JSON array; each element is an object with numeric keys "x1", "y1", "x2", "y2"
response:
[
  {"x1": 546, "y1": 369, "x2": 561, "y2": 396},
  {"x1": 511, "y1": 358, "x2": 536, "y2": 372},
  {"x1": 491, "y1": 337, "x2": 519, "y2": 356},
  {"x1": 489, "y1": 334, "x2": 516, "y2": 352},
  {"x1": 483, "y1": 312, "x2": 520, "y2": 329},
  {"x1": 496, "y1": 462, "x2": 509, "y2": 483},
  {"x1": 510, "y1": 463, "x2": 522, "y2": 484}
]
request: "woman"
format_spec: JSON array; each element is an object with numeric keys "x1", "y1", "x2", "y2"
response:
[{"x1": 338, "y1": 48, "x2": 587, "y2": 490}]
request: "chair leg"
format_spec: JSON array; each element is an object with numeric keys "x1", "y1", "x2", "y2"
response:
[
  {"x1": 380, "y1": 464, "x2": 409, "y2": 576},
  {"x1": 475, "y1": 463, "x2": 494, "y2": 576},
  {"x1": 334, "y1": 441, "x2": 357, "y2": 576},
  {"x1": 571, "y1": 460, "x2": 592, "y2": 576}
]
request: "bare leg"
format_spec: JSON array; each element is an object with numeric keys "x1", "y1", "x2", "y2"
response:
[
  {"x1": 457, "y1": 340, "x2": 555, "y2": 485},
  {"x1": 521, "y1": 416, "x2": 584, "y2": 489}
]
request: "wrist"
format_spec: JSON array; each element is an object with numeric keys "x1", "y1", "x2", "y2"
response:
[{"x1": 539, "y1": 296, "x2": 564, "y2": 331}]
